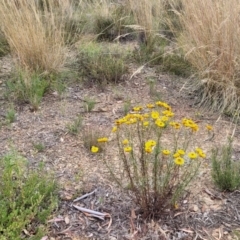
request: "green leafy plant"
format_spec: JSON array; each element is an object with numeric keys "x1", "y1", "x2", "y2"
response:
[
  {"x1": 78, "y1": 42, "x2": 128, "y2": 85},
  {"x1": 211, "y1": 138, "x2": 240, "y2": 191},
  {"x1": 6, "y1": 70, "x2": 49, "y2": 111},
  {"x1": 67, "y1": 115, "x2": 83, "y2": 135},
  {"x1": 0, "y1": 151, "x2": 58, "y2": 239},
  {"x1": 96, "y1": 101, "x2": 209, "y2": 217},
  {"x1": 83, "y1": 97, "x2": 96, "y2": 112}
]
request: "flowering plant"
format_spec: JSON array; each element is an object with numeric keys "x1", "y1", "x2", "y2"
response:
[{"x1": 95, "y1": 101, "x2": 211, "y2": 217}]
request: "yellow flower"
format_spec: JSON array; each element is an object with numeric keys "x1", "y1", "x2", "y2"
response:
[
  {"x1": 133, "y1": 106, "x2": 142, "y2": 112},
  {"x1": 151, "y1": 111, "x2": 160, "y2": 119},
  {"x1": 195, "y1": 147, "x2": 206, "y2": 158},
  {"x1": 115, "y1": 117, "x2": 127, "y2": 125},
  {"x1": 143, "y1": 121, "x2": 149, "y2": 127},
  {"x1": 174, "y1": 157, "x2": 184, "y2": 166},
  {"x1": 145, "y1": 147, "x2": 153, "y2": 153},
  {"x1": 91, "y1": 146, "x2": 99, "y2": 153},
  {"x1": 124, "y1": 146, "x2": 132, "y2": 152},
  {"x1": 155, "y1": 101, "x2": 165, "y2": 107},
  {"x1": 173, "y1": 152, "x2": 180, "y2": 158},
  {"x1": 155, "y1": 119, "x2": 165, "y2": 128},
  {"x1": 170, "y1": 121, "x2": 181, "y2": 129},
  {"x1": 159, "y1": 116, "x2": 169, "y2": 122},
  {"x1": 206, "y1": 124, "x2": 213, "y2": 131},
  {"x1": 97, "y1": 137, "x2": 108, "y2": 143},
  {"x1": 145, "y1": 140, "x2": 156, "y2": 148},
  {"x1": 146, "y1": 103, "x2": 155, "y2": 109},
  {"x1": 162, "y1": 110, "x2": 174, "y2": 117},
  {"x1": 122, "y1": 139, "x2": 129, "y2": 145},
  {"x1": 177, "y1": 149, "x2": 185, "y2": 156},
  {"x1": 162, "y1": 149, "x2": 171, "y2": 155},
  {"x1": 191, "y1": 123, "x2": 199, "y2": 132},
  {"x1": 188, "y1": 152, "x2": 198, "y2": 159},
  {"x1": 112, "y1": 126, "x2": 117, "y2": 132}
]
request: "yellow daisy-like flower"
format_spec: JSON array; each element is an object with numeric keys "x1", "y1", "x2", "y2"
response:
[
  {"x1": 145, "y1": 147, "x2": 153, "y2": 153},
  {"x1": 91, "y1": 146, "x2": 99, "y2": 153},
  {"x1": 122, "y1": 139, "x2": 129, "y2": 145},
  {"x1": 177, "y1": 149, "x2": 185, "y2": 156},
  {"x1": 159, "y1": 116, "x2": 169, "y2": 122},
  {"x1": 195, "y1": 147, "x2": 206, "y2": 158},
  {"x1": 155, "y1": 119, "x2": 165, "y2": 128},
  {"x1": 173, "y1": 152, "x2": 180, "y2": 158},
  {"x1": 143, "y1": 121, "x2": 149, "y2": 127},
  {"x1": 191, "y1": 123, "x2": 199, "y2": 132},
  {"x1": 133, "y1": 106, "x2": 142, "y2": 112},
  {"x1": 170, "y1": 121, "x2": 181, "y2": 130},
  {"x1": 124, "y1": 146, "x2": 132, "y2": 152},
  {"x1": 151, "y1": 111, "x2": 160, "y2": 119},
  {"x1": 206, "y1": 124, "x2": 213, "y2": 131},
  {"x1": 188, "y1": 152, "x2": 198, "y2": 159},
  {"x1": 155, "y1": 101, "x2": 165, "y2": 107},
  {"x1": 112, "y1": 126, "x2": 117, "y2": 132},
  {"x1": 162, "y1": 149, "x2": 171, "y2": 155},
  {"x1": 146, "y1": 103, "x2": 155, "y2": 109},
  {"x1": 162, "y1": 110, "x2": 174, "y2": 117},
  {"x1": 145, "y1": 140, "x2": 156, "y2": 148},
  {"x1": 97, "y1": 137, "x2": 108, "y2": 143},
  {"x1": 174, "y1": 157, "x2": 184, "y2": 166}
]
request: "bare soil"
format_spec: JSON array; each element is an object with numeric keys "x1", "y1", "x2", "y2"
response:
[{"x1": 1, "y1": 48, "x2": 240, "y2": 240}]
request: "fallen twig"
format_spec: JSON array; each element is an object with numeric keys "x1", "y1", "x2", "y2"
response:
[
  {"x1": 73, "y1": 189, "x2": 97, "y2": 203},
  {"x1": 73, "y1": 205, "x2": 110, "y2": 221}
]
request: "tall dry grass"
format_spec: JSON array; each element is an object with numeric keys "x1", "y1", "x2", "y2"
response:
[
  {"x1": 177, "y1": 0, "x2": 240, "y2": 112},
  {"x1": 127, "y1": 0, "x2": 165, "y2": 41},
  {"x1": 0, "y1": 0, "x2": 74, "y2": 74}
]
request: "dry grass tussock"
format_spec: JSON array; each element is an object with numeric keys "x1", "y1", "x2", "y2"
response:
[
  {"x1": 177, "y1": 0, "x2": 240, "y2": 113},
  {"x1": 127, "y1": 0, "x2": 166, "y2": 41},
  {"x1": 0, "y1": 0, "x2": 74, "y2": 74}
]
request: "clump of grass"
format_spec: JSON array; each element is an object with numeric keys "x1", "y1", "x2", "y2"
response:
[
  {"x1": 6, "y1": 70, "x2": 49, "y2": 111},
  {"x1": 0, "y1": 0, "x2": 71, "y2": 74},
  {"x1": 5, "y1": 106, "x2": 16, "y2": 124},
  {"x1": 0, "y1": 151, "x2": 58, "y2": 239},
  {"x1": 33, "y1": 142, "x2": 46, "y2": 152},
  {"x1": 67, "y1": 115, "x2": 83, "y2": 135},
  {"x1": 78, "y1": 42, "x2": 128, "y2": 85},
  {"x1": 177, "y1": 0, "x2": 240, "y2": 114},
  {"x1": 94, "y1": 101, "x2": 210, "y2": 217},
  {"x1": 83, "y1": 97, "x2": 96, "y2": 112},
  {"x1": 211, "y1": 138, "x2": 240, "y2": 191},
  {"x1": 0, "y1": 31, "x2": 9, "y2": 57}
]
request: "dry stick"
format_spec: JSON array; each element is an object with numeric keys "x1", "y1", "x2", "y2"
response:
[
  {"x1": 72, "y1": 205, "x2": 109, "y2": 221},
  {"x1": 73, "y1": 189, "x2": 97, "y2": 203}
]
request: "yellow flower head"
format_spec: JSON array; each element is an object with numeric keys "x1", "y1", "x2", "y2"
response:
[
  {"x1": 188, "y1": 152, "x2": 198, "y2": 159},
  {"x1": 112, "y1": 126, "x2": 117, "y2": 132},
  {"x1": 146, "y1": 103, "x2": 155, "y2": 109},
  {"x1": 97, "y1": 137, "x2": 108, "y2": 143},
  {"x1": 162, "y1": 110, "x2": 174, "y2": 117},
  {"x1": 151, "y1": 111, "x2": 160, "y2": 119},
  {"x1": 173, "y1": 152, "x2": 180, "y2": 158},
  {"x1": 124, "y1": 146, "x2": 132, "y2": 153},
  {"x1": 155, "y1": 101, "x2": 165, "y2": 107},
  {"x1": 145, "y1": 140, "x2": 156, "y2": 148},
  {"x1": 206, "y1": 124, "x2": 213, "y2": 131},
  {"x1": 145, "y1": 147, "x2": 153, "y2": 153},
  {"x1": 177, "y1": 149, "x2": 185, "y2": 156},
  {"x1": 170, "y1": 121, "x2": 181, "y2": 129},
  {"x1": 155, "y1": 119, "x2": 165, "y2": 128},
  {"x1": 133, "y1": 106, "x2": 143, "y2": 112},
  {"x1": 143, "y1": 113, "x2": 150, "y2": 118},
  {"x1": 174, "y1": 157, "x2": 184, "y2": 166},
  {"x1": 122, "y1": 139, "x2": 129, "y2": 145},
  {"x1": 159, "y1": 116, "x2": 169, "y2": 122},
  {"x1": 195, "y1": 147, "x2": 206, "y2": 158},
  {"x1": 162, "y1": 149, "x2": 171, "y2": 155},
  {"x1": 91, "y1": 146, "x2": 99, "y2": 153},
  {"x1": 143, "y1": 121, "x2": 149, "y2": 127}
]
